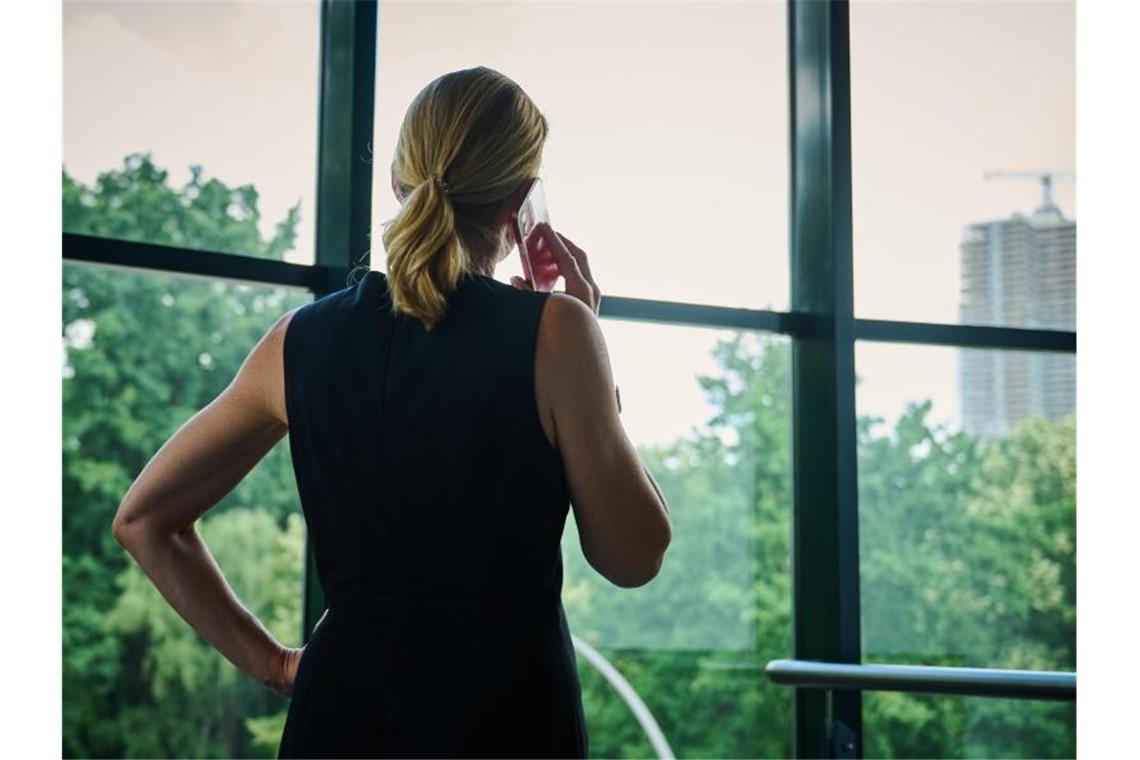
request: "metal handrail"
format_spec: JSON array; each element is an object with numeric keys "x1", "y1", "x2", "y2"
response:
[
  {"x1": 765, "y1": 659, "x2": 1076, "y2": 702},
  {"x1": 572, "y1": 635, "x2": 676, "y2": 759}
]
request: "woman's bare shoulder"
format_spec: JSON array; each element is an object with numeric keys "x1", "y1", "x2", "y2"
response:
[
  {"x1": 534, "y1": 293, "x2": 609, "y2": 448},
  {"x1": 258, "y1": 306, "x2": 305, "y2": 427}
]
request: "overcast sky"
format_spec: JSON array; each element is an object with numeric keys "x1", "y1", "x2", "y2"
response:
[{"x1": 63, "y1": 0, "x2": 1075, "y2": 448}]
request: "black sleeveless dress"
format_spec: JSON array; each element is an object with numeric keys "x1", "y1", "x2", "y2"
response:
[{"x1": 277, "y1": 270, "x2": 589, "y2": 758}]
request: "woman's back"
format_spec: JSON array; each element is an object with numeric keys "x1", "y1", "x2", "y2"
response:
[{"x1": 277, "y1": 269, "x2": 588, "y2": 758}]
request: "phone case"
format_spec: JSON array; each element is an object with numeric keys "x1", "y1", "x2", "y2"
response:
[{"x1": 512, "y1": 178, "x2": 560, "y2": 293}]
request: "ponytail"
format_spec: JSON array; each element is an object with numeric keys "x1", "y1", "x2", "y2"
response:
[
  {"x1": 380, "y1": 66, "x2": 549, "y2": 332},
  {"x1": 381, "y1": 174, "x2": 466, "y2": 332}
]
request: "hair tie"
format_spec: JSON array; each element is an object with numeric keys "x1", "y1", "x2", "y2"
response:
[{"x1": 432, "y1": 174, "x2": 450, "y2": 194}]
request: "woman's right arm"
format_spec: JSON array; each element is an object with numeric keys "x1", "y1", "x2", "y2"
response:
[
  {"x1": 538, "y1": 292, "x2": 671, "y2": 587},
  {"x1": 526, "y1": 221, "x2": 672, "y2": 588}
]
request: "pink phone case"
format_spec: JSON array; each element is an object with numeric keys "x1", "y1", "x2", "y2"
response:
[{"x1": 512, "y1": 178, "x2": 560, "y2": 293}]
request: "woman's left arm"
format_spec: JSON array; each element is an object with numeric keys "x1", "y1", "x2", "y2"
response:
[{"x1": 111, "y1": 308, "x2": 298, "y2": 696}]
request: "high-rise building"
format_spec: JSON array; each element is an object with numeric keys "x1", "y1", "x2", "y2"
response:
[{"x1": 957, "y1": 184, "x2": 1075, "y2": 440}]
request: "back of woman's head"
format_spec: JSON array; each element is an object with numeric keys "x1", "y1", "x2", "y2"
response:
[{"x1": 381, "y1": 66, "x2": 549, "y2": 331}]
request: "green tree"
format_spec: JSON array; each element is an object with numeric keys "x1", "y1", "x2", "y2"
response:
[{"x1": 859, "y1": 404, "x2": 1076, "y2": 759}]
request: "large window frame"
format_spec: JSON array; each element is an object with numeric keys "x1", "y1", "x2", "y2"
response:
[{"x1": 61, "y1": 2, "x2": 1076, "y2": 757}]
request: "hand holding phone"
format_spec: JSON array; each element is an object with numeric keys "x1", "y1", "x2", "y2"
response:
[
  {"x1": 511, "y1": 178, "x2": 561, "y2": 293},
  {"x1": 513, "y1": 222, "x2": 601, "y2": 315}
]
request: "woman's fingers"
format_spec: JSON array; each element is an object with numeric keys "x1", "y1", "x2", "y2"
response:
[
  {"x1": 271, "y1": 645, "x2": 305, "y2": 697},
  {"x1": 517, "y1": 222, "x2": 599, "y2": 313},
  {"x1": 535, "y1": 223, "x2": 601, "y2": 312},
  {"x1": 536, "y1": 223, "x2": 586, "y2": 286},
  {"x1": 534, "y1": 223, "x2": 600, "y2": 313},
  {"x1": 555, "y1": 231, "x2": 600, "y2": 301}
]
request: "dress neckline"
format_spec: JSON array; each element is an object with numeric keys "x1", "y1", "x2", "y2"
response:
[
  {"x1": 365, "y1": 269, "x2": 499, "y2": 283},
  {"x1": 364, "y1": 269, "x2": 504, "y2": 299}
]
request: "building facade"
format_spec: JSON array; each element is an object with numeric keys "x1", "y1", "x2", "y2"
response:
[{"x1": 958, "y1": 196, "x2": 1076, "y2": 439}]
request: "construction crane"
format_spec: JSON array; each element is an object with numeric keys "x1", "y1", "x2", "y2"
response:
[{"x1": 983, "y1": 169, "x2": 1075, "y2": 215}]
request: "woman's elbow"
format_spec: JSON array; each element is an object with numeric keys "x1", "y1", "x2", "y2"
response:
[
  {"x1": 608, "y1": 532, "x2": 671, "y2": 589},
  {"x1": 111, "y1": 509, "x2": 143, "y2": 547},
  {"x1": 111, "y1": 503, "x2": 168, "y2": 548},
  {"x1": 610, "y1": 558, "x2": 663, "y2": 589}
]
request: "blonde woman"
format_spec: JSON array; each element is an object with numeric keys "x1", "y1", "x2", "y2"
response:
[{"x1": 112, "y1": 66, "x2": 671, "y2": 758}]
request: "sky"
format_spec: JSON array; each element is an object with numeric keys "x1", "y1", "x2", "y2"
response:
[{"x1": 62, "y1": 0, "x2": 1076, "y2": 448}]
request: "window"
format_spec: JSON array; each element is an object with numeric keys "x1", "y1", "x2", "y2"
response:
[
  {"x1": 62, "y1": 2, "x2": 1079, "y2": 756},
  {"x1": 62, "y1": 1, "x2": 321, "y2": 264},
  {"x1": 850, "y1": 1, "x2": 1076, "y2": 329},
  {"x1": 562, "y1": 321, "x2": 793, "y2": 758},
  {"x1": 856, "y1": 342, "x2": 1076, "y2": 758},
  {"x1": 372, "y1": 0, "x2": 789, "y2": 310},
  {"x1": 62, "y1": 263, "x2": 312, "y2": 758},
  {"x1": 846, "y1": 5, "x2": 1077, "y2": 753}
]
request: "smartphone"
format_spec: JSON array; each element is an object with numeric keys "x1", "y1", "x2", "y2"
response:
[{"x1": 510, "y1": 178, "x2": 560, "y2": 293}]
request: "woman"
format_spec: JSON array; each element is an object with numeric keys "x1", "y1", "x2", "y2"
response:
[{"x1": 111, "y1": 65, "x2": 672, "y2": 758}]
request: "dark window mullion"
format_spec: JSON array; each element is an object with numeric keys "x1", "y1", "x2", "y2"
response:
[
  {"x1": 61, "y1": 233, "x2": 342, "y2": 291},
  {"x1": 789, "y1": 1, "x2": 862, "y2": 757},
  {"x1": 58, "y1": 234, "x2": 1081, "y2": 356},
  {"x1": 855, "y1": 318, "x2": 1076, "y2": 353}
]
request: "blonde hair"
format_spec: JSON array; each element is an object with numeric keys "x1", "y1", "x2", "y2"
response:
[{"x1": 380, "y1": 66, "x2": 549, "y2": 331}]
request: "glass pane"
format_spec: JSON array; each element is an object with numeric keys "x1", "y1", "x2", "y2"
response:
[
  {"x1": 63, "y1": 1, "x2": 320, "y2": 264},
  {"x1": 856, "y1": 342, "x2": 1076, "y2": 758},
  {"x1": 851, "y1": 1, "x2": 1076, "y2": 329},
  {"x1": 62, "y1": 263, "x2": 312, "y2": 758},
  {"x1": 562, "y1": 322, "x2": 793, "y2": 758},
  {"x1": 372, "y1": 1, "x2": 789, "y2": 310},
  {"x1": 863, "y1": 694, "x2": 1075, "y2": 760}
]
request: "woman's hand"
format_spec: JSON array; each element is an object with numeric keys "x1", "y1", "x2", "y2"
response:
[
  {"x1": 265, "y1": 646, "x2": 305, "y2": 698},
  {"x1": 511, "y1": 222, "x2": 602, "y2": 315},
  {"x1": 264, "y1": 609, "x2": 328, "y2": 697}
]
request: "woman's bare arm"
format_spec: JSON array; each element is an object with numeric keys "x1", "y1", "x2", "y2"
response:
[
  {"x1": 538, "y1": 293, "x2": 672, "y2": 588},
  {"x1": 111, "y1": 307, "x2": 299, "y2": 695},
  {"x1": 519, "y1": 222, "x2": 671, "y2": 588}
]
